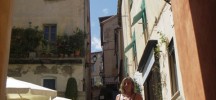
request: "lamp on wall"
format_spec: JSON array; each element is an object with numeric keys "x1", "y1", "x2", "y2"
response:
[{"x1": 85, "y1": 55, "x2": 97, "y2": 68}]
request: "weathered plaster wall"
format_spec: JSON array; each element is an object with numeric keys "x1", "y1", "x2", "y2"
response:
[
  {"x1": 149, "y1": 4, "x2": 184, "y2": 100},
  {"x1": 121, "y1": 0, "x2": 136, "y2": 77},
  {"x1": 102, "y1": 16, "x2": 118, "y2": 78},
  {"x1": 8, "y1": 63, "x2": 84, "y2": 92},
  {"x1": 12, "y1": 0, "x2": 85, "y2": 35}
]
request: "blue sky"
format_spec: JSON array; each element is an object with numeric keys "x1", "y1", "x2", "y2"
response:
[{"x1": 90, "y1": 0, "x2": 118, "y2": 53}]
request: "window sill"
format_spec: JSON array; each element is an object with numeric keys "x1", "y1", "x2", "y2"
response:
[{"x1": 171, "y1": 91, "x2": 180, "y2": 100}]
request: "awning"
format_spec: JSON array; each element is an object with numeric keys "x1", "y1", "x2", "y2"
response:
[
  {"x1": 6, "y1": 77, "x2": 57, "y2": 99},
  {"x1": 137, "y1": 40, "x2": 158, "y2": 72},
  {"x1": 53, "y1": 97, "x2": 71, "y2": 100}
]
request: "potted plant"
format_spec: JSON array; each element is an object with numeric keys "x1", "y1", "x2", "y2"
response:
[
  {"x1": 54, "y1": 28, "x2": 86, "y2": 57},
  {"x1": 72, "y1": 28, "x2": 86, "y2": 57},
  {"x1": 56, "y1": 35, "x2": 67, "y2": 57}
]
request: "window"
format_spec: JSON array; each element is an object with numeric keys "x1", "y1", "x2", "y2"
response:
[
  {"x1": 44, "y1": 24, "x2": 57, "y2": 43},
  {"x1": 168, "y1": 39, "x2": 179, "y2": 97},
  {"x1": 43, "y1": 79, "x2": 56, "y2": 90},
  {"x1": 91, "y1": 64, "x2": 95, "y2": 72},
  {"x1": 91, "y1": 77, "x2": 96, "y2": 87},
  {"x1": 144, "y1": 64, "x2": 162, "y2": 100},
  {"x1": 91, "y1": 78, "x2": 94, "y2": 87},
  {"x1": 137, "y1": 40, "x2": 161, "y2": 100}
]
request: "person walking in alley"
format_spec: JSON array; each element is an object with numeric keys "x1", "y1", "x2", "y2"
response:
[{"x1": 116, "y1": 77, "x2": 143, "y2": 100}]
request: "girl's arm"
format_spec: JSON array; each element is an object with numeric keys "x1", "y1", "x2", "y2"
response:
[{"x1": 116, "y1": 94, "x2": 121, "y2": 100}]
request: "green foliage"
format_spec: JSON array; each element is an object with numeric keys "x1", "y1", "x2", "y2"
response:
[
  {"x1": 65, "y1": 77, "x2": 78, "y2": 100},
  {"x1": 154, "y1": 44, "x2": 161, "y2": 59},
  {"x1": 154, "y1": 31, "x2": 169, "y2": 59},
  {"x1": 151, "y1": 64, "x2": 163, "y2": 100},
  {"x1": 152, "y1": 31, "x2": 168, "y2": 100},
  {"x1": 10, "y1": 26, "x2": 86, "y2": 58},
  {"x1": 56, "y1": 28, "x2": 86, "y2": 56},
  {"x1": 157, "y1": 31, "x2": 168, "y2": 47},
  {"x1": 10, "y1": 27, "x2": 44, "y2": 58},
  {"x1": 72, "y1": 28, "x2": 86, "y2": 51},
  {"x1": 133, "y1": 79, "x2": 141, "y2": 93},
  {"x1": 56, "y1": 35, "x2": 73, "y2": 55}
]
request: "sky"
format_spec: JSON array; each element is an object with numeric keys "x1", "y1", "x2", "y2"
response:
[{"x1": 90, "y1": 0, "x2": 118, "y2": 53}]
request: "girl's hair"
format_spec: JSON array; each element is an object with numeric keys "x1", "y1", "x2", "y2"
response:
[{"x1": 119, "y1": 77, "x2": 135, "y2": 94}]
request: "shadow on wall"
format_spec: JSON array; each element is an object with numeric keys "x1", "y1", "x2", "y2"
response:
[
  {"x1": 189, "y1": 0, "x2": 216, "y2": 99},
  {"x1": 99, "y1": 87, "x2": 119, "y2": 100}
]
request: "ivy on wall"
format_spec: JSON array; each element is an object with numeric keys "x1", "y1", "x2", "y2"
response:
[
  {"x1": 10, "y1": 26, "x2": 44, "y2": 58},
  {"x1": 152, "y1": 31, "x2": 169, "y2": 99}
]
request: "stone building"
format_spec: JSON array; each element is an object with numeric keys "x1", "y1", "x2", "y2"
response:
[
  {"x1": 90, "y1": 52, "x2": 103, "y2": 100},
  {"x1": 99, "y1": 15, "x2": 119, "y2": 100},
  {"x1": 7, "y1": 0, "x2": 91, "y2": 99},
  {"x1": 118, "y1": 0, "x2": 183, "y2": 99},
  {"x1": 117, "y1": 0, "x2": 216, "y2": 100}
]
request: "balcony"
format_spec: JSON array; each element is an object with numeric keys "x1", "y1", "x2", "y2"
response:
[{"x1": 9, "y1": 27, "x2": 86, "y2": 62}]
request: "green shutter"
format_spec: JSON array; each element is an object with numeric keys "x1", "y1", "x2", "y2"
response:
[
  {"x1": 124, "y1": 31, "x2": 137, "y2": 54},
  {"x1": 124, "y1": 42, "x2": 134, "y2": 53},
  {"x1": 124, "y1": 32, "x2": 137, "y2": 76},
  {"x1": 132, "y1": 33, "x2": 137, "y2": 57},
  {"x1": 124, "y1": 56, "x2": 128, "y2": 76},
  {"x1": 141, "y1": 0, "x2": 147, "y2": 30},
  {"x1": 131, "y1": 9, "x2": 144, "y2": 26},
  {"x1": 141, "y1": 0, "x2": 145, "y2": 10},
  {"x1": 141, "y1": 11, "x2": 147, "y2": 30}
]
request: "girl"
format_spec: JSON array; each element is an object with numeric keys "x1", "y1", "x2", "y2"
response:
[{"x1": 116, "y1": 77, "x2": 143, "y2": 100}]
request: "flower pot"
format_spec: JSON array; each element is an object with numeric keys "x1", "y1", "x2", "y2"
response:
[{"x1": 74, "y1": 50, "x2": 80, "y2": 57}]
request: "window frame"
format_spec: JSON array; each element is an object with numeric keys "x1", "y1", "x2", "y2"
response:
[
  {"x1": 43, "y1": 24, "x2": 57, "y2": 43},
  {"x1": 168, "y1": 39, "x2": 180, "y2": 98},
  {"x1": 42, "y1": 76, "x2": 56, "y2": 90}
]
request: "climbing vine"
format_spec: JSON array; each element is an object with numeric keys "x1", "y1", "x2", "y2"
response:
[
  {"x1": 133, "y1": 79, "x2": 141, "y2": 93},
  {"x1": 151, "y1": 31, "x2": 169, "y2": 99}
]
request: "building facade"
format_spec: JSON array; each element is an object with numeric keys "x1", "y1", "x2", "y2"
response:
[
  {"x1": 117, "y1": 0, "x2": 216, "y2": 100},
  {"x1": 7, "y1": 0, "x2": 91, "y2": 99},
  {"x1": 171, "y1": 0, "x2": 216, "y2": 99},
  {"x1": 118, "y1": 0, "x2": 184, "y2": 99},
  {"x1": 91, "y1": 52, "x2": 103, "y2": 100},
  {"x1": 1, "y1": 0, "x2": 216, "y2": 100},
  {"x1": 99, "y1": 15, "x2": 119, "y2": 100}
]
